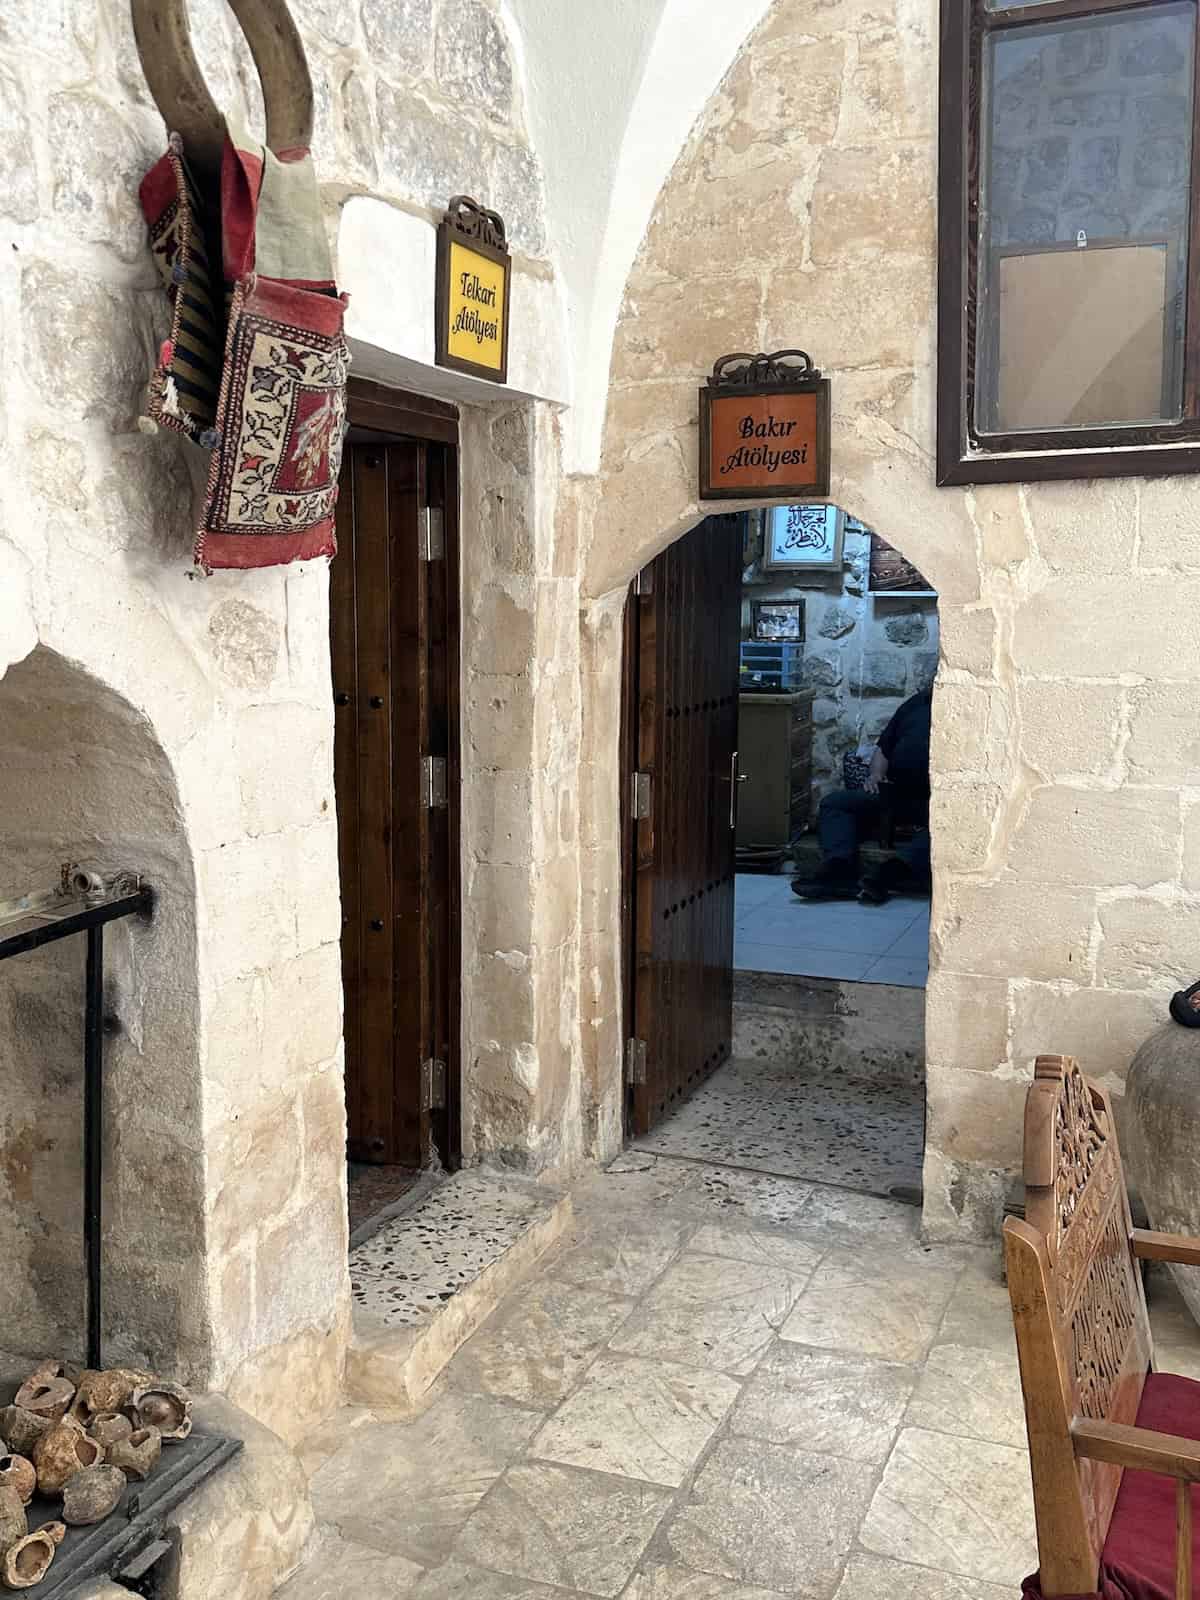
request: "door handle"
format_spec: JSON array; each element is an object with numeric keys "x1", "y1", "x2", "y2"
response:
[{"x1": 729, "y1": 750, "x2": 741, "y2": 830}]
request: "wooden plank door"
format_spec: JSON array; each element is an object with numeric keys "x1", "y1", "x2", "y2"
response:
[
  {"x1": 628, "y1": 513, "x2": 744, "y2": 1137},
  {"x1": 331, "y1": 437, "x2": 457, "y2": 1167}
]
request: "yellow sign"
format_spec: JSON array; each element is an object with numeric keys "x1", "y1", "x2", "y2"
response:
[
  {"x1": 446, "y1": 241, "x2": 505, "y2": 373},
  {"x1": 435, "y1": 207, "x2": 512, "y2": 384}
]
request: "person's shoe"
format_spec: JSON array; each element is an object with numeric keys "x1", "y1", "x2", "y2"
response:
[
  {"x1": 790, "y1": 861, "x2": 857, "y2": 901},
  {"x1": 859, "y1": 855, "x2": 929, "y2": 906}
]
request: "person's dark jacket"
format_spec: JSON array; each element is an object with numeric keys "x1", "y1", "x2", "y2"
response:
[{"x1": 877, "y1": 687, "x2": 932, "y2": 809}]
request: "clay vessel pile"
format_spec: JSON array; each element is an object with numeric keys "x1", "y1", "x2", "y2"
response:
[{"x1": 0, "y1": 1361, "x2": 192, "y2": 1589}]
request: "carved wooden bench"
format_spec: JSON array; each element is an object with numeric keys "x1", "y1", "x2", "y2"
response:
[{"x1": 1006, "y1": 1054, "x2": 1200, "y2": 1600}]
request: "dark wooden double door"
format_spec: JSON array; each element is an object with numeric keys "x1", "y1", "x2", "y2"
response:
[
  {"x1": 626, "y1": 514, "x2": 744, "y2": 1137},
  {"x1": 331, "y1": 410, "x2": 459, "y2": 1169}
]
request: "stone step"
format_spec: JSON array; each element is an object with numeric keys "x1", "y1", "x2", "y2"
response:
[
  {"x1": 734, "y1": 971, "x2": 925, "y2": 1089},
  {"x1": 345, "y1": 1167, "x2": 572, "y2": 1409}
]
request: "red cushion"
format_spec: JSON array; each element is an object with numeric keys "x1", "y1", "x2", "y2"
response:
[{"x1": 1022, "y1": 1371, "x2": 1200, "y2": 1600}]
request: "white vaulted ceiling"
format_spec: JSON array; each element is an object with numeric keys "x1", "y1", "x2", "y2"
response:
[{"x1": 504, "y1": 0, "x2": 773, "y2": 471}]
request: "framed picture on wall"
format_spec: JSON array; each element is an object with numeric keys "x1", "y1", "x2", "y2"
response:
[
  {"x1": 764, "y1": 504, "x2": 844, "y2": 572},
  {"x1": 751, "y1": 600, "x2": 805, "y2": 642},
  {"x1": 867, "y1": 530, "x2": 936, "y2": 597}
]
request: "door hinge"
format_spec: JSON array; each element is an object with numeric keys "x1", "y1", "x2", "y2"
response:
[
  {"x1": 625, "y1": 1037, "x2": 647, "y2": 1085},
  {"x1": 630, "y1": 770, "x2": 652, "y2": 821},
  {"x1": 633, "y1": 565, "x2": 653, "y2": 596},
  {"x1": 419, "y1": 506, "x2": 445, "y2": 561},
  {"x1": 422, "y1": 1057, "x2": 447, "y2": 1111},
  {"x1": 423, "y1": 755, "x2": 448, "y2": 809}
]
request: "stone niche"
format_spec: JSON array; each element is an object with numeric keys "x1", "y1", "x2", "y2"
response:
[{"x1": 0, "y1": 647, "x2": 208, "y2": 1379}]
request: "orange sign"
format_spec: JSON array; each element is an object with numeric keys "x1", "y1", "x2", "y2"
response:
[{"x1": 698, "y1": 353, "x2": 830, "y2": 500}]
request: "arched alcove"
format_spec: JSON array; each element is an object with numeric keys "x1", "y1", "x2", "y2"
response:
[{"x1": 0, "y1": 646, "x2": 208, "y2": 1376}]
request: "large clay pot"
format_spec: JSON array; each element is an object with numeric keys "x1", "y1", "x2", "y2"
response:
[{"x1": 1126, "y1": 1021, "x2": 1200, "y2": 1325}]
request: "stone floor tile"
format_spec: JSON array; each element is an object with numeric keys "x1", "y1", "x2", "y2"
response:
[
  {"x1": 447, "y1": 1277, "x2": 635, "y2": 1406},
  {"x1": 624, "y1": 1562, "x2": 789, "y2": 1599},
  {"x1": 413, "y1": 1557, "x2": 586, "y2": 1598},
  {"x1": 670, "y1": 1166, "x2": 813, "y2": 1227},
  {"x1": 688, "y1": 1221, "x2": 823, "y2": 1280},
  {"x1": 610, "y1": 1252, "x2": 807, "y2": 1375},
  {"x1": 936, "y1": 1256, "x2": 1014, "y2": 1353},
  {"x1": 571, "y1": 1153, "x2": 699, "y2": 1219},
  {"x1": 780, "y1": 1245, "x2": 960, "y2": 1364},
  {"x1": 530, "y1": 1352, "x2": 740, "y2": 1487},
  {"x1": 547, "y1": 1213, "x2": 693, "y2": 1297},
  {"x1": 859, "y1": 1426, "x2": 1037, "y2": 1586},
  {"x1": 454, "y1": 1461, "x2": 673, "y2": 1598},
  {"x1": 293, "y1": 1405, "x2": 382, "y2": 1481},
  {"x1": 663, "y1": 1435, "x2": 875, "y2": 1598},
  {"x1": 311, "y1": 1392, "x2": 541, "y2": 1567},
  {"x1": 275, "y1": 1530, "x2": 424, "y2": 1600},
  {"x1": 791, "y1": 1187, "x2": 923, "y2": 1248},
  {"x1": 729, "y1": 1343, "x2": 915, "y2": 1464},
  {"x1": 906, "y1": 1342, "x2": 1026, "y2": 1448},
  {"x1": 833, "y1": 1553, "x2": 1011, "y2": 1599}
]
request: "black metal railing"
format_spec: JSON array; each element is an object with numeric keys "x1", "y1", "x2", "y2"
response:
[{"x1": 0, "y1": 866, "x2": 155, "y2": 1368}]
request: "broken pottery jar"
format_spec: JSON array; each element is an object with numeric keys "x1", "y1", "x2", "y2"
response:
[
  {"x1": 106, "y1": 1427, "x2": 161, "y2": 1482},
  {"x1": 62, "y1": 1465, "x2": 125, "y2": 1527},
  {"x1": 130, "y1": 1383, "x2": 191, "y2": 1443},
  {"x1": 32, "y1": 1420, "x2": 101, "y2": 1496},
  {"x1": 0, "y1": 1416, "x2": 48, "y2": 1463},
  {"x1": 0, "y1": 1462, "x2": 33, "y2": 1511},
  {"x1": 1, "y1": 1523, "x2": 64, "y2": 1590},
  {"x1": 86, "y1": 1412, "x2": 132, "y2": 1450},
  {"x1": 0, "y1": 1489, "x2": 25, "y2": 1559},
  {"x1": 68, "y1": 1369, "x2": 152, "y2": 1428},
  {"x1": 11, "y1": 1379, "x2": 73, "y2": 1427}
]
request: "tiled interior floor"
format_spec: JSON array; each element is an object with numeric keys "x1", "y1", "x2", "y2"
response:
[
  {"x1": 635, "y1": 1055, "x2": 924, "y2": 1199},
  {"x1": 735, "y1": 873, "x2": 930, "y2": 987},
  {"x1": 283, "y1": 1153, "x2": 1200, "y2": 1600}
]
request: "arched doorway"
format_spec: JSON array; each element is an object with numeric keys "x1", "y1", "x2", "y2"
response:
[{"x1": 620, "y1": 507, "x2": 938, "y2": 1204}]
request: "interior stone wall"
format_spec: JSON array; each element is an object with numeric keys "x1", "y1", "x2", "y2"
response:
[
  {"x1": 0, "y1": 0, "x2": 556, "y2": 1428},
  {"x1": 575, "y1": 0, "x2": 1200, "y2": 1240},
  {"x1": 742, "y1": 514, "x2": 940, "y2": 798}
]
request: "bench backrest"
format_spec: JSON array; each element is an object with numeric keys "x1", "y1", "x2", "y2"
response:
[{"x1": 1004, "y1": 1054, "x2": 1154, "y2": 1594}]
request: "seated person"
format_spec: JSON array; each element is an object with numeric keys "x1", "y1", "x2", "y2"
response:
[{"x1": 791, "y1": 686, "x2": 932, "y2": 903}]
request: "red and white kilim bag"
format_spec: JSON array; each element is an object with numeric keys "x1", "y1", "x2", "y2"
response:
[{"x1": 140, "y1": 117, "x2": 349, "y2": 572}]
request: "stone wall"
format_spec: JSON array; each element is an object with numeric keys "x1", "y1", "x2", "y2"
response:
[
  {"x1": 743, "y1": 514, "x2": 939, "y2": 797},
  {"x1": 0, "y1": 0, "x2": 555, "y2": 1425},
  {"x1": 458, "y1": 400, "x2": 584, "y2": 1180},
  {"x1": 575, "y1": 0, "x2": 1200, "y2": 1242}
]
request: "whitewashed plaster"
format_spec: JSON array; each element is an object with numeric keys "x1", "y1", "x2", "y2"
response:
[
  {"x1": 337, "y1": 197, "x2": 569, "y2": 408},
  {"x1": 508, "y1": 0, "x2": 773, "y2": 471}
]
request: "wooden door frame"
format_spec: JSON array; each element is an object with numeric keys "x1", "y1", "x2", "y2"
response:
[
  {"x1": 619, "y1": 582, "x2": 640, "y2": 1138},
  {"x1": 342, "y1": 376, "x2": 463, "y2": 1169}
]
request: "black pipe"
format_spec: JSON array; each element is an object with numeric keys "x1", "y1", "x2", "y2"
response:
[{"x1": 84, "y1": 923, "x2": 104, "y2": 1370}]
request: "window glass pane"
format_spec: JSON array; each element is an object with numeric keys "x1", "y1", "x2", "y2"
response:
[{"x1": 976, "y1": 2, "x2": 1193, "y2": 434}]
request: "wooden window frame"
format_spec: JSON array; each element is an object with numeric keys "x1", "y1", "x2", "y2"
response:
[{"x1": 937, "y1": 0, "x2": 1200, "y2": 485}]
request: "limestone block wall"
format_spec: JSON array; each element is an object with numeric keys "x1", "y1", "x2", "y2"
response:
[
  {"x1": 0, "y1": 0, "x2": 557, "y2": 1427},
  {"x1": 458, "y1": 400, "x2": 584, "y2": 1179},
  {"x1": 576, "y1": 0, "x2": 1200, "y2": 1241},
  {"x1": 743, "y1": 515, "x2": 939, "y2": 797}
]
